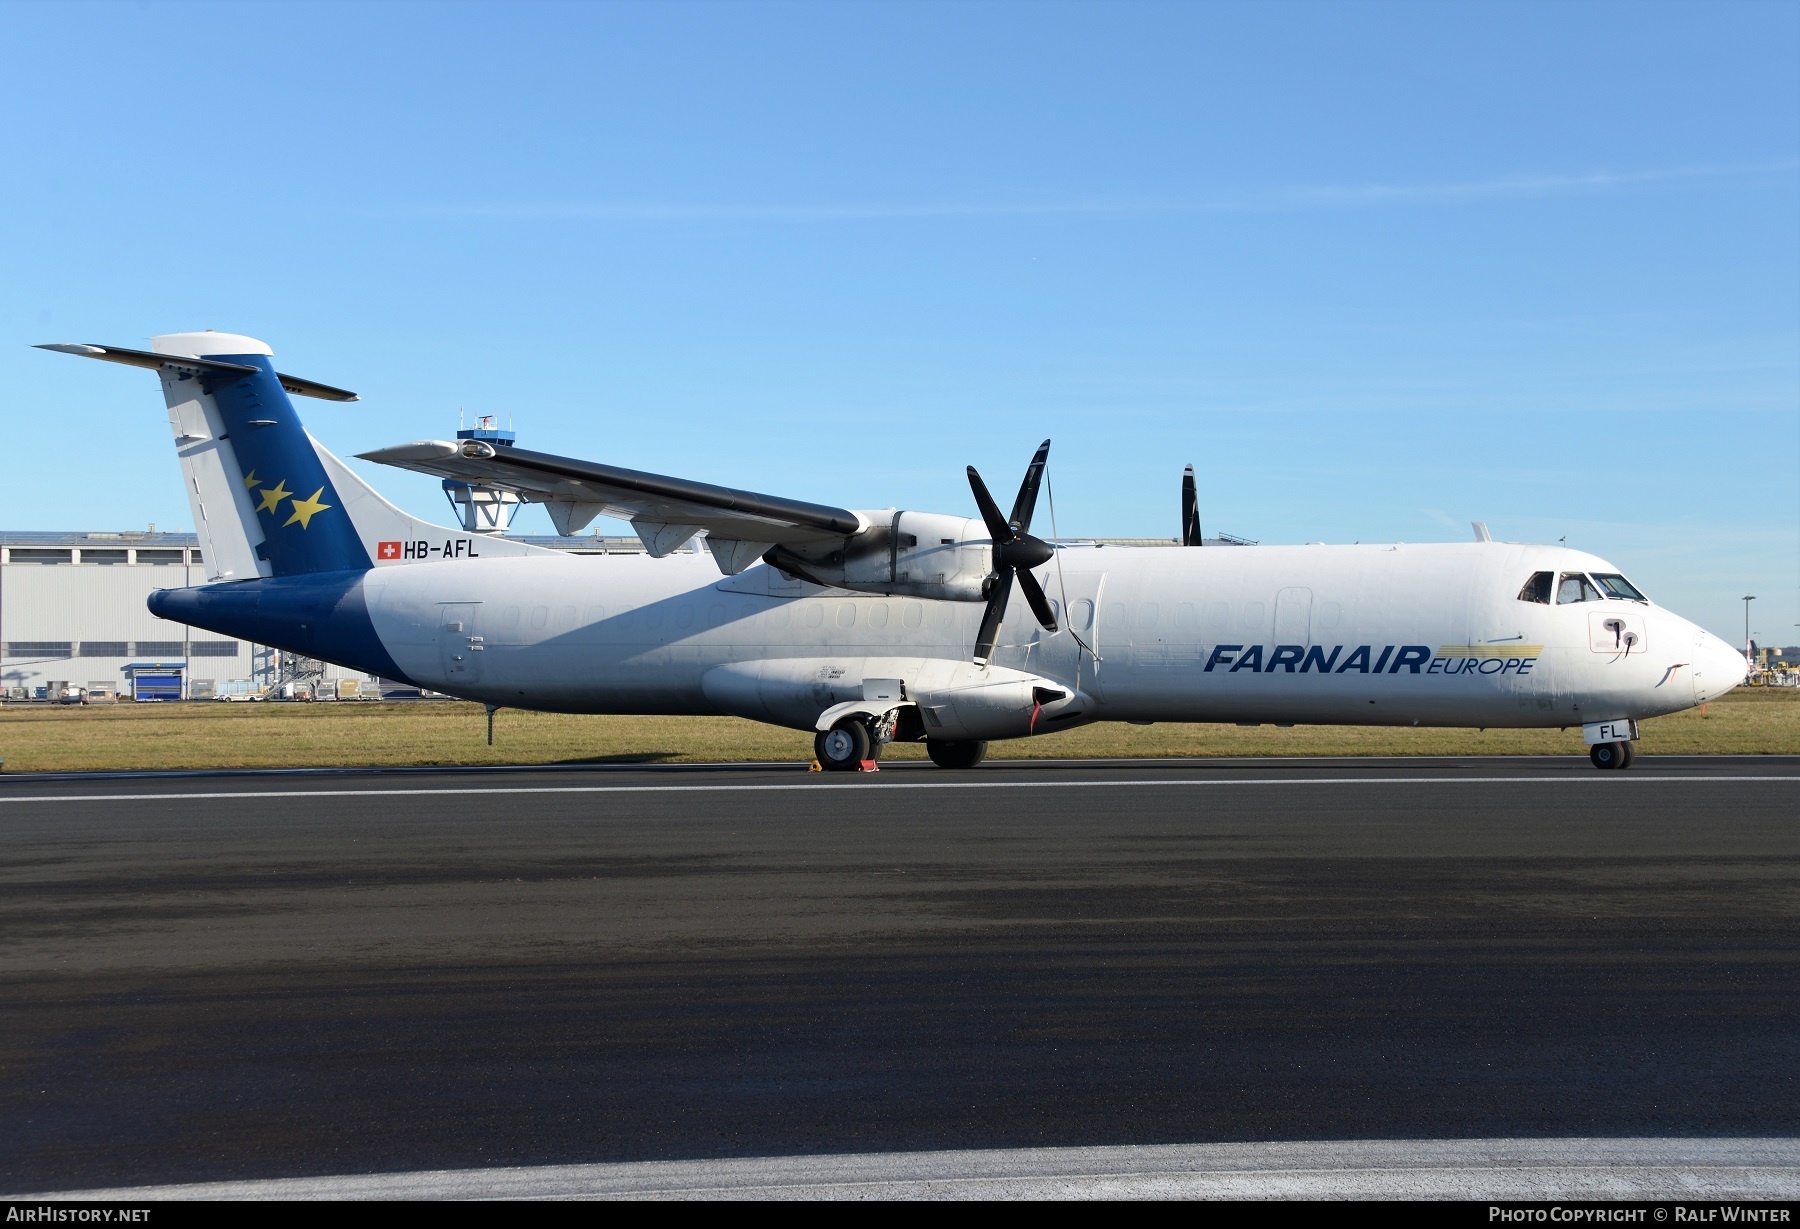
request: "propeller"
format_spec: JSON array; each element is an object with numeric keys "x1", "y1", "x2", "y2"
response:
[
  {"x1": 1181, "y1": 464, "x2": 1203, "y2": 546},
  {"x1": 967, "y1": 440, "x2": 1058, "y2": 664}
]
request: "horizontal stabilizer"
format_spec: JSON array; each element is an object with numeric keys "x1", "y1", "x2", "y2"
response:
[
  {"x1": 358, "y1": 438, "x2": 864, "y2": 546},
  {"x1": 36, "y1": 342, "x2": 360, "y2": 401}
]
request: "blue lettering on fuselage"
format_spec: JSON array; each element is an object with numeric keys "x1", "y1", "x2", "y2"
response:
[
  {"x1": 1229, "y1": 644, "x2": 1265, "y2": 673},
  {"x1": 1204, "y1": 645, "x2": 1243, "y2": 672},
  {"x1": 1197, "y1": 645, "x2": 1511, "y2": 678},
  {"x1": 1266, "y1": 645, "x2": 1305, "y2": 672},
  {"x1": 1301, "y1": 645, "x2": 1342, "y2": 673},
  {"x1": 1390, "y1": 646, "x2": 1431, "y2": 673}
]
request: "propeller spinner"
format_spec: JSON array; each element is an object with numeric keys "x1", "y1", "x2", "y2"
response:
[{"x1": 966, "y1": 440, "x2": 1058, "y2": 665}]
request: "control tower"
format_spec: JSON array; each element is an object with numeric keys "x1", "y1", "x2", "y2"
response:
[{"x1": 443, "y1": 415, "x2": 522, "y2": 533}]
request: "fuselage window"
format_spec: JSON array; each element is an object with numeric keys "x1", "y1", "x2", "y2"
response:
[
  {"x1": 1556, "y1": 572, "x2": 1602, "y2": 604},
  {"x1": 1517, "y1": 572, "x2": 1553, "y2": 604},
  {"x1": 1591, "y1": 573, "x2": 1648, "y2": 602}
]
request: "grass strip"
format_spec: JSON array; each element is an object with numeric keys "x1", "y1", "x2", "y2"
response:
[{"x1": 1, "y1": 688, "x2": 1794, "y2": 773}]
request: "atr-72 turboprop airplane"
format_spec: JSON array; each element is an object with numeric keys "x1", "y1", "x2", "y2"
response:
[{"x1": 42, "y1": 331, "x2": 1746, "y2": 771}]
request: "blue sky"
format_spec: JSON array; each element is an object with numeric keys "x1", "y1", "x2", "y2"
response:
[{"x1": 3, "y1": 0, "x2": 1795, "y2": 645}]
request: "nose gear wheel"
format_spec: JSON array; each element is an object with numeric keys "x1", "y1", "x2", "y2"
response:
[{"x1": 1589, "y1": 741, "x2": 1634, "y2": 770}]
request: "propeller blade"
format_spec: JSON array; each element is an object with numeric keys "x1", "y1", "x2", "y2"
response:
[
  {"x1": 972, "y1": 568, "x2": 1015, "y2": 664},
  {"x1": 1016, "y1": 566, "x2": 1058, "y2": 632},
  {"x1": 1008, "y1": 439, "x2": 1051, "y2": 534},
  {"x1": 1181, "y1": 464, "x2": 1202, "y2": 546},
  {"x1": 966, "y1": 465, "x2": 1014, "y2": 546}
]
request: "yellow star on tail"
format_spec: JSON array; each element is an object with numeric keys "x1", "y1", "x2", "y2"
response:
[
  {"x1": 284, "y1": 487, "x2": 332, "y2": 529},
  {"x1": 257, "y1": 480, "x2": 292, "y2": 514},
  {"x1": 243, "y1": 470, "x2": 261, "y2": 490}
]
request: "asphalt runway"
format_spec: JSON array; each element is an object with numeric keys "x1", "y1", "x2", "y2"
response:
[{"x1": 2, "y1": 755, "x2": 1797, "y2": 1195}]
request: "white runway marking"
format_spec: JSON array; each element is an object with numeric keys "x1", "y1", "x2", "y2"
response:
[
  {"x1": 22, "y1": 1138, "x2": 1800, "y2": 1201},
  {"x1": 0, "y1": 774, "x2": 1795, "y2": 804}
]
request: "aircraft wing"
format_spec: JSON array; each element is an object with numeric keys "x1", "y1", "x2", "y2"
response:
[{"x1": 357, "y1": 438, "x2": 864, "y2": 558}]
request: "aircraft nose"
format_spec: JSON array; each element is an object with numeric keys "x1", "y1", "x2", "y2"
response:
[{"x1": 1694, "y1": 630, "x2": 1749, "y2": 702}]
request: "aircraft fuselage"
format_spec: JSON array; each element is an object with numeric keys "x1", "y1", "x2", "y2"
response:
[{"x1": 155, "y1": 537, "x2": 1745, "y2": 739}]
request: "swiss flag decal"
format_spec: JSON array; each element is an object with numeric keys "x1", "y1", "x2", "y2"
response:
[{"x1": 377, "y1": 541, "x2": 402, "y2": 560}]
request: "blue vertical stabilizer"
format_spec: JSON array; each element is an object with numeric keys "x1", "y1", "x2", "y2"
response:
[{"x1": 201, "y1": 353, "x2": 373, "y2": 576}]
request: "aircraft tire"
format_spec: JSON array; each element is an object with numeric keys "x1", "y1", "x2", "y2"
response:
[
  {"x1": 926, "y1": 739, "x2": 988, "y2": 770},
  {"x1": 815, "y1": 720, "x2": 871, "y2": 772},
  {"x1": 1589, "y1": 741, "x2": 1630, "y2": 771}
]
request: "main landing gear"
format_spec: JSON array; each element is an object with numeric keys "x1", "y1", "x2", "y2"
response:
[
  {"x1": 814, "y1": 708, "x2": 907, "y2": 773},
  {"x1": 1589, "y1": 741, "x2": 1635, "y2": 770},
  {"x1": 814, "y1": 720, "x2": 872, "y2": 772},
  {"x1": 926, "y1": 739, "x2": 987, "y2": 770},
  {"x1": 813, "y1": 715, "x2": 988, "y2": 773}
]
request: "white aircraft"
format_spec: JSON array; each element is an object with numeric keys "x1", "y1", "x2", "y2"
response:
[{"x1": 41, "y1": 331, "x2": 1746, "y2": 771}]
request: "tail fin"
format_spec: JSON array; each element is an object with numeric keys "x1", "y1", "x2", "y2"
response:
[
  {"x1": 40, "y1": 331, "x2": 553, "y2": 578},
  {"x1": 151, "y1": 332, "x2": 372, "y2": 576}
]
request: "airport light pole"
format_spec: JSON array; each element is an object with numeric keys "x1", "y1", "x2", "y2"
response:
[{"x1": 1742, "y1": 595, "x2": 1755, "y2": 654}]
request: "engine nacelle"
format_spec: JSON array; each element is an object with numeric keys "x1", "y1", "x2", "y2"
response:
[{"x1": 776, "y1": 510, "x2": 995, "y2": 602}]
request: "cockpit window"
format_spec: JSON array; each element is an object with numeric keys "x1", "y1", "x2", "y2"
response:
[
  {"x1": 1517, "y1": 571, "x2": 1553, "y2": 604},
  {"x1": 1591, "y1": 572, "x2": 1648, "y2": 602},
  {"x1": 1557, "y1": 572, "x2": 1602, "y2": 604}
]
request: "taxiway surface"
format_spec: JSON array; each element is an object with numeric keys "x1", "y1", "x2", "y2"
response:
[{"x1": 3, "y1": 756, "x2": 1797, "y2": 1193}]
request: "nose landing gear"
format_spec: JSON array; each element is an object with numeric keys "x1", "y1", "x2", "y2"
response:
[{"x1": 1589, "y1": 740, "x2": 1635, "y2": 770}]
